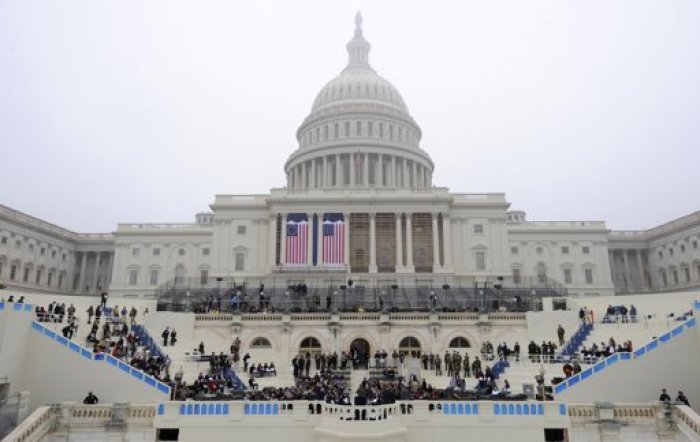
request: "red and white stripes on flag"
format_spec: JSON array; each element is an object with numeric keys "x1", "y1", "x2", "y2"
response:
[
  {"x1": 322, "y1": 217, "x2": 345, "y2": 265},
  {"x1": 285, "y1": 218, "x2": 308, "y2": 265}
]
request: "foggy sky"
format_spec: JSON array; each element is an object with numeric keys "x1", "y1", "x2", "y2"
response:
[{"x1": 1, "y1": 0, "x2": 698, "y2": 233}]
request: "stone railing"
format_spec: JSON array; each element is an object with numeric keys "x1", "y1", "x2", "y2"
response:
[
  {"x1": 437, "y1": 312, "x2": 480, "y2": 321},
  {"x1": 487, "y1": 312, "x2": 527, "y2": 321},
  {"x1": 194, "y1": 313, "x2": 234, "y2": 323},
  {"x1": 676, "y1": 405, "x2": 700, "y2": 439},
  {"x1": 3, "y1": 406, "x2": 55, "y2": 442}
]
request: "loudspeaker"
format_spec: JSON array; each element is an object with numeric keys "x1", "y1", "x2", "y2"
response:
[
  {"x1": 442, "y1": 284, "x2": 450, "y2": 290},
  {"x1": 391, "y1": 284, "x2": 399, "y2": 290},
  {"x1": 340, "y1": 285, "x2": 347, "y2": 290}
]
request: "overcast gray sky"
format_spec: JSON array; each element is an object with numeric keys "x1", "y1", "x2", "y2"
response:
[{"x1": 1, "y1": 0, "x2": 698, "y2": 233}]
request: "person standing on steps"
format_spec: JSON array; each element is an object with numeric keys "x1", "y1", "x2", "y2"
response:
[
  {"x1": 557, "y1": 324, "x2": 566, "y2": 346},
  {"x1": 161, "y1": 327, "x2": 170, "y2": 347}
]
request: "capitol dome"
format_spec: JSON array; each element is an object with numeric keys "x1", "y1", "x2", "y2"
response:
[{"x1": 285, "y1": 12, "x2": 434, "y2": 192}]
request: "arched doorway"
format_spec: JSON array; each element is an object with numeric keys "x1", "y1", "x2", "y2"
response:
[
  {"x1": 350, "y1": 338, "x2": 370, "y2": 369},
  {"x1": 398, "y1": 336, "x2": 421, "y2": 357}
]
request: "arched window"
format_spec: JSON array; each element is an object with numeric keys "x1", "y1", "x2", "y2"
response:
[
  {"x1": 356, "y1": 121, "x2": 362, "y2": 136},
  {"x1": 379, "y1": 122, "x2": 384, "y2": 138},
  {"x1": 300, "y1": 337, "x2": 321, "y2": 352},
  {"x1": 389, "y1": 124, "x2": 394, "y2": 140},
  {"x1": 449, "y1": 337, "x2": 471, "y2": 348},
  {"x1": 334, "y1": 123, "x2": 339, "y2": 138},
  {"x1": 345, "y1": 121, "x2": 350, "y2": 137},
  {"x1": 368, "y1": 121, "x2": 373, "y2": 136},
  {"x1": 324, "y1": 125, "x2": 329, "y2": 141},
  {"x1": 398, "y1": 336, "x2": 421, "y2": 356},
  {"x1": 251, "y1": 337, "x2": 272, "y2": 348}
]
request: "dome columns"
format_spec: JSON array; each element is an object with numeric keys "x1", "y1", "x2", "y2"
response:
[{"x1": 285, "y1": 151, "x2": 432, "y2": 191}]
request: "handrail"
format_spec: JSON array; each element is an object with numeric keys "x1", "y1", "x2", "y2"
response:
[
  {"x1": 676, "y1": 405, "x2": 700, "y2": 438},
  {"x1": 554, "y1": 315, "x2": 697, "y2": 396},
  {"x1": 1, "y1": 406, "x2": 55, "y2": 442}
]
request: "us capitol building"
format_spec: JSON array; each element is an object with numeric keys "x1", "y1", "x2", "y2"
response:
[{"x1": 1, "y1": 13, "x2": 699, "y2": 299}]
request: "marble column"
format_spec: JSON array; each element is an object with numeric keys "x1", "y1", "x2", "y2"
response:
[
  {"x1": 268, "y1": 215, "x2": 277, "y2": 268},
  {"x1": 369, "y1": 213, "x2": 377, "y2": 273},
  {"x1": 306, "y1": 213, "x2": 314, "y2": 266},
  {"x1": 92, "y1": 252, "x2": 101, "y2": 293},
  {"x1": 621, "y1": 250, "x2": 631, "y2": 291},
  {"x1": 363, "y1": 153, "x2": 369, "y2": 186},
  {"x1": 405, "y1": 214, "x2": 414, "y2": 269},
  {"x1": 403, "y1": 160, "x2": 409, "y2": 189},
  {"x1": 317, "y1": 214, "x2": 324, "y2": 266},
  {"x1": 395, "y1": 214, "x2": 403, "y2": 269},
  {"x1": 78, "y1": 253, "x2": 87, "y2": 292},
  {"x1": 310, "y1": 160, "x2": 316, "y2": 190},
  {"x1": 432, "y1": 213, "x2": 440, "y2": 270},
  {"x1": 443, "y1": 215, "x2": 453, "y2": 268},
  {"x1": 344, "y1": 212, "x2": 351, "y2": 268},
  {"x1": 280, "y1": 214, "x2": 287, "y2": 266},
  {"x1": 636, "y1": 250, "x2": 646, "y2": 291},
  {"x1": 412, "y1": 162, "x2": 418, "y2": 188},
  {"x1": 322, "y1": 156, "x2": 328, "y2": 188},
  {"x1": 335, "y1": 154, "x2": 341, "y2": 187},
  {"x1": 105, "y1": 253, "x2": 113, "y2": 289},
  {"x1": 350, "y1": 155, "x2": 356, "y2": 187}
]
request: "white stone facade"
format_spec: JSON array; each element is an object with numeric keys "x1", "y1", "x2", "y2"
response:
[{"x1": 2, "y1": 14, "x2": 698, "y2": 298}]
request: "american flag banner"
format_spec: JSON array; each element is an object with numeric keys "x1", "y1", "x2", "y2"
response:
[
  {"x1": 285, "y1": 214, "x2": 308, "y2": 265},
  {"x1": 322, "y1": 213, "x2": 345, "y2": 265}
]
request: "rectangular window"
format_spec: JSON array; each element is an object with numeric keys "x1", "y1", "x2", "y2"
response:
[
  {"x1": 475, "y1": 251, "x2": 485, "y2": 271},
  {"x1": 132, "y1": 248, "x2": 140, "y2": 256},
  {"x1": 235, "y1": 253, "x2": 245, "y2": 271},
  {"x1": 684, "y1": 267, "x2": 690, "y2": 282},
  {"x1": 58, "y1": 274, "x2": 64, "y2": 289},
  {"x1": 673, "y1": 270, "x2": 678, "y2": 284},
  {"x1": 693, "y1": 240, "x2": 698, "y2": 250},
  {"x1": 237, "y1": 225, "x2": 247, "y2": 235},
  {"x1": 585, "y1": 268, "x2": 594, "y2": 284},
  {"x1": 40, "y1": 247, "x2": 45, "y2": 255},
  {"x1": 670, "y1": 248, "x2": 674, "y2": 256},
  {"x1": 153, "y1": 248, "x2": 160, "y2": 256},
  {"x1": 561, "y1": 246, "x2": 569, "y2": 255},
  {"x1": 28, "y1": 244, "x2": 34, "y2": 252},
  {"x1": 35, "y1": 270, "x2": 42, "y2": 284},
  {"x1": 510, "y1": 246, "x2": 519, "y2": 255},
  {"x1": 662, "y1": 272, "x2": 668, "y2": 286},
  {"x1": 129, "y1": 270, "x2": 138, "y2": 286},
  {"x1": 0, "y1": 237, "x2": 6, "y2": 245},
  {"x1": 563, "y1": 269, "x2": 572, "y2": 284},
  {"x1": 62, "y1": 253, "x2": 67, "y2": 262},
  {"x1": 681, "y1": 245, "x2": 686, "y2": 253},
  {"x1": 51, "y1": 250, "x2": 56, "y2": 258},
  {"x1": 10, "y1": 265, "x2": 17, "y2": 281},
  {"x1": 202, "y1": 248, "x2": 210, "y2": 256},
  {"x1": 582, "y1": 246, "x2": 590, "y2": 254},
  {"x1": 473, "y1": 224, "x2": 484, "y2": 234},
  {"x1": 23, "y1": 267, "x2": 30, "y2": 282},
  {"x1": 15, "y1": 240, "x2": 21, "y2": 249},
  {"x1": 200, "y1": 269, "x2": 208, "y2": 285},
  {"x1": 658, "y1": 251, "x2": 663, "y2": 259},
  {"x1": 150, "y1": 270, "x2": 158, "y2": 285},
  {"x1": 47, "y1": 272, "x2": 53, "y2": 287},
  {"x1": 512, "y1": 268, "x2": 521, "y2": 284}
]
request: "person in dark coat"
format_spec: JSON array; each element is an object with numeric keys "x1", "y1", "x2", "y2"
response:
[
  {"x1": 83, "y1": 392, "x2": 99, "y2": 404},
  {"x1": 161, "y1": 328, "x2": 170, "y2": 347}
]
